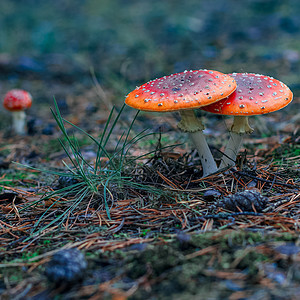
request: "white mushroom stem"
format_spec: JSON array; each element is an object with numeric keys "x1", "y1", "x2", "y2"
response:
[
  {"x1": 178, "y1": 110, "x2": 218, "y2": 177},
  {"x1": 12, "y1": 111, "x2": 26, "y2": 135},
  {"x1": 220, "y1": 116, "x2": 254, "y2": 169}
]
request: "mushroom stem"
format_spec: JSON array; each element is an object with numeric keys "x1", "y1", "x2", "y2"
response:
[
  {"x1": 188, "y1": 131, "x2": 219, "y2": 176},
  {"x1": 12, "y1": 111, "x2": 26, "y2": 135},
  {"x1": 219, "y1": 132, "x2": 243, "y2": 168},
  {"x1": 178, "y1": 110, "x2": 218, "y2": 177},
  {"x1": 220, "y1": 116, "x2": 253, "y2": 168}
]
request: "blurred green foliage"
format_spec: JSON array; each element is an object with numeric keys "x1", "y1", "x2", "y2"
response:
[{"x1": 0, "y1": 0, "x2": 299, "y2": 89}]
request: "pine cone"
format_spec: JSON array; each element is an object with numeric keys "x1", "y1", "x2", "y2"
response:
[
  {"x1": 57, "y1": 175, "x2": 79, "y2": 188},
  {"x1": 45, "y1": 248, "x2": 87, "y2": 286},
  {"x1": 219, "y1": 190, "x2": 268, "y2": 212}
]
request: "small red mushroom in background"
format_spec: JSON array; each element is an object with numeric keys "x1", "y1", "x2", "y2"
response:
[
  {"x1": 3, "y1": 89, "x2": 32, "y2": 135},
  {"x1": 201, "y1": 73, "x2": 293, "y2": 168}
]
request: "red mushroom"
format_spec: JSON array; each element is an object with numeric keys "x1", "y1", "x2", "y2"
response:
[
  {"x1": 201, "y1": 73, "x2": 293, "y2": 168},
  {"x1": 125, "y1": 69, "x2": 237, "y2": 177},
  {"x1": 3, "y1": 89, "x2": 32, "y2": 135}
]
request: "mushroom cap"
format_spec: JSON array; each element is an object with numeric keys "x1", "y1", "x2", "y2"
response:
[
  {"x1": 125, "y1": 69, "x2": 237, "y2": 112},
  {"x1": 201, "y1": 73, "x2": 293, "y2": 116},
  {"x1": 3, "y1": 89, "x2": 32, "y2": 112}
]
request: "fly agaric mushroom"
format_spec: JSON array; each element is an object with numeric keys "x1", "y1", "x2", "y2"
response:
[
  {"x1": 201, "y1": 73, "x2": 293, "y2": 168},
  {"x1": 125, "y1": 69, "x2": 237, "y2": 177},
  {"x1": 3, "y1": 89, "x2": 32, "y2": 135}
]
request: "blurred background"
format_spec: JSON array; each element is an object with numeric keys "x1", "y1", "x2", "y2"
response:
[{"x1": 0, "y1": 0, "x2": 299, "y2": 133}]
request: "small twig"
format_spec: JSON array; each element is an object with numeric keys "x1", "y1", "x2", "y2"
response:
[
  {"x1": 236, "y1": 171, "x2": 298, "y2": 189},
  {"x1": 195, "y1": 211, "x2": 263, "y2": 220}
]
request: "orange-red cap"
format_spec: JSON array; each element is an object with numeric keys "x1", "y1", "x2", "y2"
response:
[
  {"x1": 3, "y1": 89, "x2": 32, "y2": 112},
  {"x1": 125, "y1": 70, "x2": 237, "y2": 112},
  {"x1": 201, "y1": 73, "x2": 293, "y2": 115}
]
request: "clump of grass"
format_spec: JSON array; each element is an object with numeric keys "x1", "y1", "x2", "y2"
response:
[{"x1": 21, "y1": 100, "x2": 177, "y2": 238}]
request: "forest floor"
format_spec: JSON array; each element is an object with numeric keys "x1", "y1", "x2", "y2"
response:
[{"x1": 0, "y1": 81, "x2": 299, "y2": 299}]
